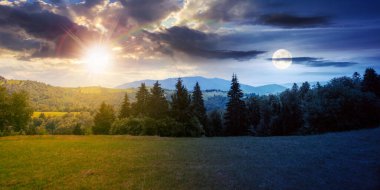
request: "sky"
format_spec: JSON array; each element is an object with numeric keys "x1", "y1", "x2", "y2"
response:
[{"x1": 0, "y1": 0, "x2": 379, "y2": 87}]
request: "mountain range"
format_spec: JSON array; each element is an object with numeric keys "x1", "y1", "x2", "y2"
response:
[{"x1": 116, "y1": 76, "x2": 287, "y2": 95}]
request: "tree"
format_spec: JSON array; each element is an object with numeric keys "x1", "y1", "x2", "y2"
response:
[
  {"x1": 362, "y1": 68, "x2": 380, "y2": 96},
  {"x1": 171, "y1": 78, "x2": 202, "y2": 136},
  {"x1": 147, "y1": 81, "x2": 168, "y2": 119},
  {"x1": 119, "y1": 93, "x2": 131, "y2": 118},
  {"x1": 171, "y1": 78, "x2": 192, "y2": 123},
  {"x1": 0, "y1": 86, "x2": 9, "y2": 132},
  {"x1": 133, "y1": 83, "x2": 150, "y2": 116},
  {"x1": 224, "y1": 74, "x2": 248, "y2": 136},
  {"x1": 191, "y1": 82, "x2": 209, "y2": 135},
  {"x1": 9, "y1": 91, "x2": 33, "y2": 132},
  {"x1": 278, "y1": 84, "x2": 303, "y2": 135},
  {"x1": 209, "y1": 110, "x2": 223, "y2": 136},
  {"x1": 93, "y1": 102, "x2": 115, "y2": 134},
  {"x1": 299, "y1": 82, "x2": 310, "y2": 100},
  {"x1": 246, "y1": 95, "x2": 261, "y2": 133}
]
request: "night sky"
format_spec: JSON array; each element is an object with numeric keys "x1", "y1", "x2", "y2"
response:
[{"x1": 0, "y1": 0, "x2": 379, "y2": 87}]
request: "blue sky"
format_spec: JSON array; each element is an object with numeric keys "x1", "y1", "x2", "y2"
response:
[{"x1": 0, "y1": 0, "x2": 379, "y2": 87}]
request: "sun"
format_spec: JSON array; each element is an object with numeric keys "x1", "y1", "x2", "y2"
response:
[
  {"x1": 82, "y1": 45, "x2": 112, "y2": 73},
  {"x1": 272, "y1": 49, "x2": 292, "y2": 70}
]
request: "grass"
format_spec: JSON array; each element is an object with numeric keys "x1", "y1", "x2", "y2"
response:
[
  {"x1": 32, "y1": 112, "x2": 81, "y2": 118},
  {"x1": 1, "y1": 128, "x2": 379, "y2": 189}
]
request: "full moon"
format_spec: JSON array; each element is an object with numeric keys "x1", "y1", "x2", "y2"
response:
[{"x1": 272, "y1": 49, "x2": 292, "y2": 69}]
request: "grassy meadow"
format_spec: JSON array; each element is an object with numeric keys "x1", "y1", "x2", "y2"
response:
[
  {"x1": 32, "y1": 112, "x2": 82, "y2": 118},
  {"x1": 1, "y1": 128, "x2": 380, "y2": 190}
]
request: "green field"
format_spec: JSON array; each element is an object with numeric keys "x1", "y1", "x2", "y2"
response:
[
  {"x1": 1, "y1": 128, "x2": 379, "y2": 189},
  {"x1": 32, "y1": 112, "x2": 82, "y2": 118}
]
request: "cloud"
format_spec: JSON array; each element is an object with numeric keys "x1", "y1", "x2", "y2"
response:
[
  {"x1": 270, "y1": 57, "x2": 357, "y2": 67},
  {"x1": 146, "y1": 26, "x2": 265, "y2": 60},
  {"x1": 0, "y1": 4, "x2": 99, "y2": 58},
  {"x1": 257, "y1": 14, "x2": 329, "y2": 28},
  {"x1": 174, "y1": 0, "x2": 331, "y2": 29},
  {"x1": 117, "y1": 0, "x2": 180, "y2": 24}
]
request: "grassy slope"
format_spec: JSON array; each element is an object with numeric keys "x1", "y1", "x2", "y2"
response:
[{"x1": 0, "y1": 128, "x2": 379, "y2": 190}]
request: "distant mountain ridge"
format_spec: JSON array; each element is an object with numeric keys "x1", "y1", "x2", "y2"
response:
[{"x1": 116, "y1": 76, "x2": 287, "y2": 95}]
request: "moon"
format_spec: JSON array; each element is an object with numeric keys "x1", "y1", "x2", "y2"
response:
[{"x1": 272, "y1": 49, "x2": 292, "y2": 69}]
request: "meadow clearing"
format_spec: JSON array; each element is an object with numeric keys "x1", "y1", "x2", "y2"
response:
[
  {"x1": 32, "y1": 112, "x2": 82, "y2": 118},
  {"x1": 0, "y1": 128, "x2": 379, "y2": 190}
]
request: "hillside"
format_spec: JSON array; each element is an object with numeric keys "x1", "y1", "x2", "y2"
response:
[
  {"x1": 0, "y1": 77, "x2": 285, "y2": 112},
  {"x1": 117, "y1": 76, "x2": 287, "y2": 95},
  {"x1": 0, "y1": 79, "x2": 135, "y2": 112}
]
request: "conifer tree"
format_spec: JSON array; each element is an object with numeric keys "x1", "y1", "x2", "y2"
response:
[
  {"x1": 133, "y1": 83, "x2": 150, "y2": 116},
  {"x1": 224, "y1": 74, "x2": 248, "y2": 136},
  {"x1": 119, "y1": 93, "x2": 131, "y2": 118},
  {"x1": 191, "y1": 82, "x2": 209, "y2": 135},
  {"x1": 171, "y1": 78, "x2": 192, "y2": 123},
  {"x1": 362, "y1": 68, "x2": 380, "y2": 96},
  {"x1": 148, "y1": 81, "x2": 168, "y2": 119},
  {"x1": 93, "y1": 102, "x2": 115, "y2": 134}
]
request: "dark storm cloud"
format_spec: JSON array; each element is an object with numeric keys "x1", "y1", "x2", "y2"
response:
[
  {"x1": 187, "y1": 0, "x2": 331, "y2": 28},
  {"x1": 257, "y1": 14, "x2": 329, "y2": 28},
  {"x1": 118, "y1": 0, "x2": 179, "y2": 24},
  {"x1": 146, "y1": 26, "x2": 265, "y2": 61},
  {"x1": 0, "y1": 4, "x2": 98, "y2": 58},
  {"x1": 270, "y1": 57, "x2": 357, "y2": 67},
  {"x1": 0, "y1": 31, "x2": 41, "y2": 51}
]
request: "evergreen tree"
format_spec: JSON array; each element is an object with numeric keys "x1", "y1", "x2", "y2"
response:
[
  {"x1": 119, "y1": 93, "x2": 131, "y2": 118},
  {"x1": 148, "y1": 81, "x2": 168, "y2": 119},
  {"x1": 299, "y1": 82, "x2": 310, "y2": 100},
  {"x1": 224, "y1": 74, "x2": 248, "y2": 136},
  {"x1": 362, "y1": 68, "x2": 380, "y2": 96},
  {"x1": 133, "y1": 83, "x2": 150, "y2": 116},
  {"x1": 352, "y1": 72, "x2": 361, "y2": 88},
  {"x1": 93, "y1": 102, "x2": 115, "y2": 134},
  {"x1": 209, "y1": 110, "x2": 223, "y2": 136},
  {"x1": 278, "y1": 84, "x2": 303, "y2": 135},
  {"x1": 247, "y1": 96, "x2": 261, "y2": 132},
  {"x1": 191, "y1": 82, "x2": 209, "y2": 135},
  {"x1": 171, "y1": 78, "x2": 202, "y2": 136},
  {"x1": 171, "y1": 78, "x2": 192, "y2": 123}
]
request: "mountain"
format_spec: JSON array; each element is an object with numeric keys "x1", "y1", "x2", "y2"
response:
[{"x1": 116, "y1": 76, "x2": 287, "y2": 95}]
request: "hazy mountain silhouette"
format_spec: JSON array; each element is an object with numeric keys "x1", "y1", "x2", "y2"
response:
[{"x1": 116, "y1": 76, "x2": 287, "y2": 95}]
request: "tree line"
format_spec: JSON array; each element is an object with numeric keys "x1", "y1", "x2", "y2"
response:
[{"x1": 1, "y1": 68, "x2": 379, "y2": 136}]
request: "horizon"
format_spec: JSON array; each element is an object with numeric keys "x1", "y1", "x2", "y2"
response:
[{"x1": 1, "y1": 1, "x2": 379, "y2": 87}]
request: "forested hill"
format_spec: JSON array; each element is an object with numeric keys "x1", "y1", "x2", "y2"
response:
[
  {"x1": 0, "y1": 79, "x2": 134, "y2": 112},
  {"x1": 0, "y1": 78, "x2": 229, "y2": 112}
]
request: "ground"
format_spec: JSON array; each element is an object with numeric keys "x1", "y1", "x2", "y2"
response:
[{"x1": 1, "y1": 128, "x2": 379, "y2": 190}]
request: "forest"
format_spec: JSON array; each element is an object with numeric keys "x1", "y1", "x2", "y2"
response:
[{"x1": 0, "y1": 68, "x2": 379, "y2": 137}]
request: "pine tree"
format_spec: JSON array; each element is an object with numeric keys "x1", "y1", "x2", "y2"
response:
[
  {"x1": 224, "y1": 74, "x2": 248, "y2": 136},
  {"x1": 209, "y1": 110, "x2": 223, "y2": 136},
  {"x1": 191, "y1": 82, "x2": 209, "y2": 136},
  {"x1": 148, "y1": 81, "x2": 168, "y2": 119},
  {"x1": 362, "y1": 68, "x2": 380, "y2": 96},
  {"x1": 171, "y1": 78, "x2": 192, "y2": 123},
  {"x1": 133, "y1": 83, "x2": 150, "y2": 116},
  {"x1": 93, "y1": 102, "x2": 115, "y2": 134},
  {"x1": 119, "y1": 93, "x2": 131, "y2": 118}
]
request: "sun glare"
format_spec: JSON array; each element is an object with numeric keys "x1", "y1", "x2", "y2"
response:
[{"x1": 83, "y1": 45, "x2": 112, "y2": 73}]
